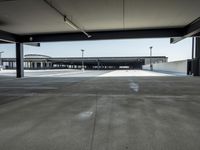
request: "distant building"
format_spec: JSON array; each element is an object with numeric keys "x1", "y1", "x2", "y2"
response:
[{"x1": 2, "y1": 54, "x2": 168, "y2": 70}]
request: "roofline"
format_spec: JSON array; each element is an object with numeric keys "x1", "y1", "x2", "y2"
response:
[{"x1": 2, "y1": 56, "x2": 168, "y2": 60}]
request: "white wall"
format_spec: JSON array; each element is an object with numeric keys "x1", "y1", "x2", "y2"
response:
[{"x1": 142, "y1": 60, "x2": 188, "y2": 74}]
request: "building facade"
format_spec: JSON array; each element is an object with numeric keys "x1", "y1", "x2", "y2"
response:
[{"x1": 2, "y1": 54, "x2": 168, "y2": 70}]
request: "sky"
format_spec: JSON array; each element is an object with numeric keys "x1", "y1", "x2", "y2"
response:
[{"x1": 0, "y1": 38, "x2": 192, "y2": 62}]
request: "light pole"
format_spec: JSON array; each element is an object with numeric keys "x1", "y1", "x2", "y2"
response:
[
  {"x1": 149, "y1": 46, "x2": 153, "y2": 71},
  {"x1": 0, "y1": 51, "x2": 4, "y2": 71},
  {"x1": 81, "y1": 49, "x2": 85, "y2": 71}
]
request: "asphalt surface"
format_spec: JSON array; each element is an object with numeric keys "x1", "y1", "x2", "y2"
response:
[{"x1": 0, "y1": 70, "x2": 199, "y2": 150}]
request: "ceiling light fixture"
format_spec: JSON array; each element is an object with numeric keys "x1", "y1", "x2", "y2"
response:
[
  {"x1": 64, "y1": 16, "x2": 78, "y2": 30},
  {"x1": 43, "y1": 0, "x2": 92, "y2": 38},
  {"x1": 64, "y1": 16, "x2": 91, "y2": 38}
]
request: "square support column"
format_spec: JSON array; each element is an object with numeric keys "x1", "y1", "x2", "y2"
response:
[
  {"x1": 16, "y1": 43, "x2": 24, "y2": 78},
  {"x1": 193, "y1": 38, "x2": 200, "y2": 76}
]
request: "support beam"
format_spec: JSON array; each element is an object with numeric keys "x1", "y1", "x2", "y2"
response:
[
  {"x1": 16, "y1": 43, "x2": 24, "y2": 78},
  {"x1": 25, "y1": 42, "x2": 40, "y2": 47},
  {"x1": 19, "y1": 28, "x2": 184, "y2": 43},
  {"x1": 194, "y1": 32, "x2": 200, "y2": 37},
  {"x1": 170, "y1": 37, "x2": 184, "y2": 44},
  {"x1": 185, "y1": 17, "x2": 200, "y2": 37},
  {"x1": 171, "y1": 17, "x2": 200, "y2": 44},
  {"x1": 0, "y1": 30, "x2": 18, "y2": 43}
]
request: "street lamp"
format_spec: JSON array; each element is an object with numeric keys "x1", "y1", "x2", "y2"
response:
[
  {"x1": 0, "y1": 51, "x2": 4, "y2": 71},
  {"x1": 81, "y1": 49, "x2": 85, "y2": 71},
  {"x1": 149, "y1": 46, "x2": 153, "y2": 71}
]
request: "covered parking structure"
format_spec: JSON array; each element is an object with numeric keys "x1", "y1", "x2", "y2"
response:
[
  {"x1": 1, "y1": 1, "x2": 200, "y2": 150},
  {"x1": 0, "y1": 0, "x2": 200, "y2": 77}
]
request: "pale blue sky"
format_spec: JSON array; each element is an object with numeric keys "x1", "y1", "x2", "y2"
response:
[{"x1": 0, "y1": 38, "x2": 192, "y2": 62}]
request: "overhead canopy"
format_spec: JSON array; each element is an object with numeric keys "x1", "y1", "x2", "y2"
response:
[{"x1": 0, "y1": 0, "x2": 200, "y2": 42}]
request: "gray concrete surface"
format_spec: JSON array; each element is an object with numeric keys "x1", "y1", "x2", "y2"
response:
[
  {"x1": 0, "y1": 72, "x2": 200, "y2": 150},
  {"x1": 143, "y1": 60, "x2": 188, "y2": 75}
]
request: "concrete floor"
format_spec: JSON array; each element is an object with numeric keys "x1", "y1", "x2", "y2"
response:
[{"x1": 0, "y1": 70, "x2": 200, "y2": 150}]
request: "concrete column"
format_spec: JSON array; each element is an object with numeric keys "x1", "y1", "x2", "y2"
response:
[
  {"x1": 24, "y1": 62, "x2": 26, "y2": 68},
  {"x1": 41, "y1": 62, "x2": 43, "y2": 69},
  {"x1": 30, "y1": 62, "x2": 33, "y2": 69},
  {"x1": 13, "y1": 62, "x2": 16, "y2": 68},
  {"x1": 193, "y1": 37, "x2": 200, "y2": 76},
  {"x1": 28, "y1": 62, "x2": 31, "y2": 68},
  {"x1": 16, "y1": 43, "x2": 24, "y2": 78},
  {"x1": 26, "y1": 62, "x2": 28, "y2": 68}
]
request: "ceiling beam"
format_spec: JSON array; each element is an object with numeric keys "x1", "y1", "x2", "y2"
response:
[
  {"x1": 25, "y1": 43, "x2": 40, "y2": 47},
  {"x1": 170, "y1": 17, "x2": 200, "y2": 44},
  {"x1": 194, "y1": 32, "x2": 200, "y2": 37},
  {"x1": 0, "y1": 31, "x2": 40, "y2": 46},
  {"x1": 0, "y1": 30, "x2": 18, "y2": 43},
  {"x1": 19, "y1": 28, "x2": 184, "y2": 43},
  {"x1": 170, "y1": 37, "x2": 184, "y2": 44},
  {"x1": 184, "y1": 17, "x2": 200, "y2": 36}
]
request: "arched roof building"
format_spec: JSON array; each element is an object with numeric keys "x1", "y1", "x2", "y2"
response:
[{"x1": 2, "y1": 54, "x2": 168, "y2": 70}]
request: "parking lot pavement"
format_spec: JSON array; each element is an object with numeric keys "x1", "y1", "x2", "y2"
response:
[{"x1": 0, "y1": 70, "x2": 199, "y2": 150}]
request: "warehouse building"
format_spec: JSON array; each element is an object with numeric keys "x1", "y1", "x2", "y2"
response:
[{"x1": 2, "y1": 54, "x2": 167, "y2": 70}]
